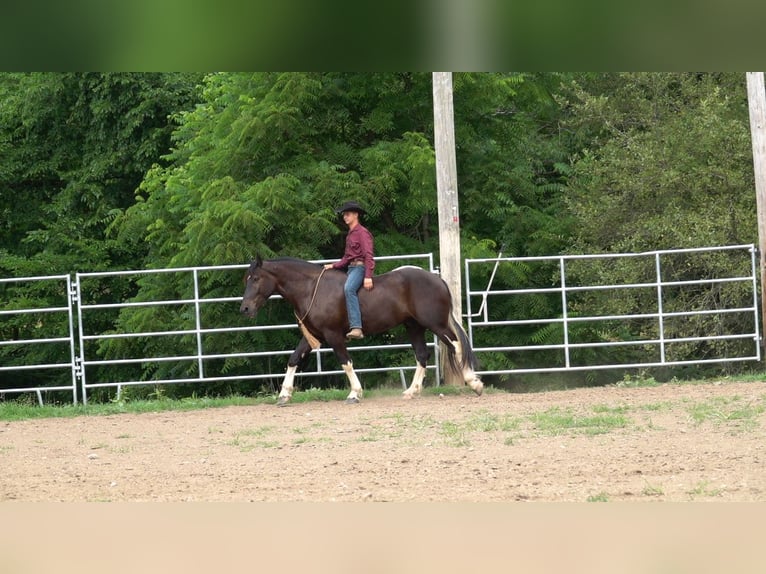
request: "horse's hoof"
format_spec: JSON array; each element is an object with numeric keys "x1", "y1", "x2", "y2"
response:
[
  {"x1": 345, "y1": 397, "x2": 360, "y2": 405},
  {"x1": 277, "y1": 396, "x2": 291, "y2": 407},
  {"x1": 401, "y1": 392, "x2": 413, "y2": 400}
]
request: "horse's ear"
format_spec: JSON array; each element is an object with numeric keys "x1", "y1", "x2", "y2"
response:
[{"x1": 255, "y1": 254, "x2": 263, "y2": 268}]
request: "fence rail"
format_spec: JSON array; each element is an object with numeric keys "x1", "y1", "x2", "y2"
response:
[
  {"x1": 1, "y1": 246, "x2": 762, "y2": 404},
  {"x1": 465, "y1": 244, "x2": 761, "y2": 376}
]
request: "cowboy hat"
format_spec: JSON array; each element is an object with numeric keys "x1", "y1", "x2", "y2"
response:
[{"x1": 335, "y1": 200, "x2": 366, "y2": 215}]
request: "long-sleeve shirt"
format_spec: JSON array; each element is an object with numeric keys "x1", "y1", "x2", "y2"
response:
[{"x1": 332, "y1": 223, "x2": 375, "y2": 278}]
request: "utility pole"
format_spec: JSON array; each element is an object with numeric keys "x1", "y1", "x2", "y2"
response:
[
  {"x1": 746, "y1": 72, "x2": 766, "y2": 350},
  {"x1": 433, "y1": 72, "x2": 462, "y2": 313},
  {"x1": 433, "y1": 72, "x2": 463, "y2": 385}
]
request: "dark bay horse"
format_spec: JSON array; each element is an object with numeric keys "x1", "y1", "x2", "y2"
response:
[{"x1": 240, "y1": 256, "x2": 483, "y2": 405}]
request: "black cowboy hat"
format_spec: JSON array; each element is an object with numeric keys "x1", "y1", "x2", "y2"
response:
[{"x1": 335, "y1": 200, "x2": 366, "y2": 215}]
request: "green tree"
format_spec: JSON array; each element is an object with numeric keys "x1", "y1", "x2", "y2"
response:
[
  {"x1": 563, "y1": 73, "x2": 754, "y2": 253},
  {"x1": 0, "y1": 72, "x2": 203, "y2": 274},
  {"x1": 558, "y1": 73, "x2": 756, "y2": 373},
  {"x1": 0, "y1": 72, "x2": 203, "y2": 395}
]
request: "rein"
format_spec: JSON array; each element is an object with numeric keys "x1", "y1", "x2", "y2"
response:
[{"x1": 294, "y1": 267, "x2": 327, "y2": 349}]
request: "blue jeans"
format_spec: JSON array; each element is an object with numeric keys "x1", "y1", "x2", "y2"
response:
[{"x1": 344, "y1": 265, "x2": 365, "y2": 329}]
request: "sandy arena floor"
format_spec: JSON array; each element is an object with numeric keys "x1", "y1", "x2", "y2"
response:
[{"x1": 2, "y1": 380, "x2": 765, "y2": 502}]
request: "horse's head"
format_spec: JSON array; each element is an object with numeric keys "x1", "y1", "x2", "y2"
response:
[{"x1": 240, "y1": 255, "x2": 276, "y2": 318}]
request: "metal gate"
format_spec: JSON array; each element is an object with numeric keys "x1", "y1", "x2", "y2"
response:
[
  {"x1": 464, "y1": 244, "x2": 761, "y2": 377},
  {"x1": 0, "y1": 274, "x2": 78, "y2": 404}
]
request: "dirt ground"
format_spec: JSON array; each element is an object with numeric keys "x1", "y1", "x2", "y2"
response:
[{"x1": 2, "y1": 379, "x2": 765, "y2": 502}]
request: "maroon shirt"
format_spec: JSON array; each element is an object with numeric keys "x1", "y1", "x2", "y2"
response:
[{"x1": 332, "y1": 223, "x2": 375, "y2": 278}]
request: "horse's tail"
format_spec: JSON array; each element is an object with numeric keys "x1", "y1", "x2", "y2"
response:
[
  {"x1": 451, "y1": 312, "x2": 479, "y2": 370},
  {"x1": 439, "y1": 311, "x2": 480, "y2": 386}
]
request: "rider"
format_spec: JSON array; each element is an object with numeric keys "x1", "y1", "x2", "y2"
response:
[{"x1": 324, "y1": 200, "x2": 375, "y2": 339}]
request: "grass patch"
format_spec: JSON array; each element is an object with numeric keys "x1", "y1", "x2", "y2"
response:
[
  {"x1": 530, "y1": 406, "x2": 629, "y2": 436},
  {"x1": 638, "y1": 401, "x2": 674, "y2": 412},
  {"x1": 592, "y1": 404, "x2": 630, "y2": 415},
  {"x1": 288, "y1": 388, "x2": 356, "y2": 404},
  {"x1": 686, "y1": 396, "x2": 765, "y2": 431},
  {"x1": 384, "y1": 412, "x2": 437, "y2": 432},
  {"x1": 687, "y1": 481, "x2": 722, "y2": 499},
  {"x1": 225, "y1": 426, "x2": 279, "y2": 451},
  {"x1": 0, "y1": 394, "x2": 265, "y2": 422},
  {"x1": 440, "y1": 421, "x2": 470, "y2": 447},
  {"x1": 293, "y1": 435, "x2": 332, "y2": 445},
  {"x1": 586, "y1": 492, "x2": 610, "y2": 502},
  {"x1": 641, "y1": 482, "x2": 664, "y2": 497},
  {"x1": 1, "y1": 373, "x2": 764, "y2": 423},
  {"x1": 238, "y1": 426, "x2": 275, "y2": 438},
  {"x1": 463, "y1": 410, "x2": 521, "y2": 433},
  {"x1": 0, "y1": 387, "x2": 409, "y2": 422},
  {"x1": 436, "y1": 410, "x2": 522, "y2": 447},
  {"x1": 358, "y1": 430, "x2": 385, "y2": 442},
  {"x1": 291, "y1": 422, "x2": 325, "y2": 434},
  {"x1": 614, "y1": 372, "x2": 661, "y2": 388}
]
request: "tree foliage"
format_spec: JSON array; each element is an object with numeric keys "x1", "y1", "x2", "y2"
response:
[
  {"x1": 0, "y1": 72, "x2": 203, "y2": 274},
  {"x1": 557, "y1": 73, "x2": 756, "y2": 372},
  {"x1": 562, "y1": 73, "x2": 754, "y2": 252}
]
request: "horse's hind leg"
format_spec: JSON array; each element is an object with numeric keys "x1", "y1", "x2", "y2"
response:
[
  {"x1": 277, "y1": 337, "x2": 313, "y2": 406},
  {"x1": 402, "y1": 363, "x2": 427, "y2": 400},
  {"x1": 439, "y1": 328, "x2": 483, "y2": 396},
  {"x1": 402, "y1": 322, "x2": 429, "y2": 400}
]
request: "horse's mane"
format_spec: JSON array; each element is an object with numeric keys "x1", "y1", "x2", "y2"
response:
[
  {"x1": 250, "y1": 256, "x2": 321, "y2": 266},
  {"x1": 269, "y1": 256, "x2": 322, "y2": 266}
]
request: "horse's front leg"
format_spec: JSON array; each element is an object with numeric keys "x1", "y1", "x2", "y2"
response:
[
  {"x1": 341, "y1": 361, "x2": 364, "y2": 404},
  {"x1": 277, "y1": 337, "x2": 313, "y2": 407}
]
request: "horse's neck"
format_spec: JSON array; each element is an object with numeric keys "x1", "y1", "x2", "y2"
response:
[{"x1": 271, "y1": 264, "x2": 320, "y2": 313}]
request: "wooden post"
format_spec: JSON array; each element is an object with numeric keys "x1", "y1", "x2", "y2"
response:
[
  {"x1": 433, "y1": 72, "x2": 463, "y2": 386},
  {"x1": 433, "y1": 72, "x2": 462, "y2": 309},
  {"x1": 746, "y1": 72, "x2": 766, "y2": 350}
]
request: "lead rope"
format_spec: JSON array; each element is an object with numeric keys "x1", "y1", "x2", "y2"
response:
[{"x1": 294, "y1": 267, "x2": 327, "y2": 349}]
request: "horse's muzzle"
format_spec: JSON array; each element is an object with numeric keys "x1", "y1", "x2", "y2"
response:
[{"x1": 240, "y1": 302, "x2": 256, "y2": 317}]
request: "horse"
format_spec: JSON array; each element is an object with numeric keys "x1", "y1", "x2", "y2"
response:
[{"x1": 239, "y1": 255, "x2": 483, "y2": 405}]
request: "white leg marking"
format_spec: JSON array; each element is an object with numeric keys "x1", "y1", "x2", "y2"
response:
[
  {"x1": 452, "y1": 338, "x2": 483, "y2": 395},
  {"x1": 342, "y1": 362, "x2": 363, "y2": 402},
  {"x1": 279, "y1": 365, "x2": 297, "y2": 403},
  {"x1": 402, "y1": 363, "x2": 427, "y2": 399},
  {"x1": 464, "y1": 367, "x2": 484, "y2": 395}
]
